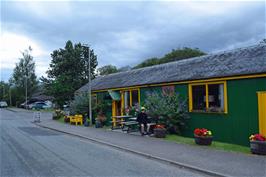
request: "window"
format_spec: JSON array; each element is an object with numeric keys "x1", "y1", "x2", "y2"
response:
[
  {"x1": 189, "y1": 82, "x2": 227, "y2": 113},
  {"x1": 131, "y1": 90, "x2": 139, "y2": 107},
  {"x1": 121, "y1": 89, "x2": 140, "y2": 115},
  {"x1": 124, "y1": 91, "x2": 130, "y2": 109},
  {"x1": 192, "y1": 85, "x2": 206, "y2": 111}
]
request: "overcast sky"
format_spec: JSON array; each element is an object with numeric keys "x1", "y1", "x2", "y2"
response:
[{"x1": 1, "y1": 0, "x2": 265, "y2": 82}]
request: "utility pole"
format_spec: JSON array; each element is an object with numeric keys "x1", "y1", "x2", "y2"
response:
[
  {"x1": 82, "y1": 44, "x2": 92, "y2": 126},
  {"x1": 25, "y1": 72, "x2": 28, "y2": 109},
  {"x1": 9, "y1": 87, "x2": 12, "y2": 106}
]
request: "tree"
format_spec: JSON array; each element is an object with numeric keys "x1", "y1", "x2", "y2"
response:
[
  {"x1": 0, "y1": 81, "x2": 9, "y2": 102},
  {"x1": 97, "y1": 65, "x2": 118, "y2": 76},
  {"x1": 10, "y1": 47, "x2": 38, "y2": 104},
  {"x1": 42, "y1": 40, "x2": 98, "y2": 107},
  {"x1": 133, "y1": 57, "x2": 160, "y2": 69},
  {"x1": 134, "y1": 47, "x2": 206, "y2": 69}
]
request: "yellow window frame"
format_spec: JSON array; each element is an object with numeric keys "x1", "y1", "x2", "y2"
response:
[
  {"x1": 188, "y1": 81, "x2": 228, "y2": 114},
  {"x1": 120, "y1": 88, "x2": 141, "y2": 115}
]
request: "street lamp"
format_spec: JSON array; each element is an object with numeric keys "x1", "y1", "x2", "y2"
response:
[{"x1": 82, "y1": 44, "x2": 92, "y2": 126}]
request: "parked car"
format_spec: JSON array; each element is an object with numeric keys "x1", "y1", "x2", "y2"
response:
[
  {"x1": 0, "y1": 101, "x2": 8, "y2": 108},
  {"x1": 31, "y1": 102, "x2": 50, "y2": 110},
  {"x1": 20, "y1": 101, "x2": 34, "y2": 109}
]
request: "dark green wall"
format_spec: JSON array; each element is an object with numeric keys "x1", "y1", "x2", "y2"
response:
[
  {"x1": 95, "y1": 91, "x2": 112, "y2": 126},
  {"x1": 139, "y1": 77, "x2": 266, "y2": 146}
]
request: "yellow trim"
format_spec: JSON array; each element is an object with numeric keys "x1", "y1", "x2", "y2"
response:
[
  {"x1": 130, "y1": 90, "x2": 132, "y2": 107},
  {"x1": 257, "y1": 92, "x2": 266, "y2": 137},
  {"x1": 112, "y1": 101, "x2": 116, "y2": 126},
  {"x1": 121, "y1": 91, "x2": 124, "y2": 116},
  {"x1": 188, "y1": 85, "x2": 193, "y2": 112},
  {"x1": 205, "y1": 84, "x2": 209, "y2": 109},
  {"x1": 92, "y1": 74, "x2": 266, "y2": 93},
  {"x1": 224, "y1": 82, "x2": 228, "y2": 113},
  {"x1": 188, "y1": 81, "x2": 228, "y2": 114}
]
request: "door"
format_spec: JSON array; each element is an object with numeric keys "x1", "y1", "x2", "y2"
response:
[{"x1": 257, "y1": 92, "x2": 266, "y2": 136}]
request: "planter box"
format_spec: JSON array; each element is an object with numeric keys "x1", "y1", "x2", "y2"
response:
[
  {"x1": 154, "y1": 128, "x2": 166, "y2": 138},
  {"x1": 194, "y1": 135, "x2": 213, "y2": 145},
  {"x1": 250, "y1": 141, "x2": 266, "y2": 155}
]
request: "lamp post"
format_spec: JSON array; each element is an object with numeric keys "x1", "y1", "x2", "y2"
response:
[
  {"x1": 9, "y1": 84, "x2": 12, "y2": 106},
  {"x1": 82, "y1": 44, "x2": 92, "y2": 126},
  {"x1": 25, "y1": 74, "x2": 27, "y2": 109}
]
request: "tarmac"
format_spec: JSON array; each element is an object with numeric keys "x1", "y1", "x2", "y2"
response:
[{"x1": 32, "y1": 112, "x2": 266, "y2": 177}]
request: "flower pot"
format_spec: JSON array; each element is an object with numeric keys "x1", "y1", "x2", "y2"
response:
[
  {"x1": 194, "y1": 135, "x2": 213, "y2": 145},
  {"x1": 154, "y1": 128, "x2": 166, "y2": 138},
  {"x1": 250, "y1": 140, "x2": 266, "y2": 155},
  {"x1": 95, "y1": 121, "x2": 103, "y2": 128}
]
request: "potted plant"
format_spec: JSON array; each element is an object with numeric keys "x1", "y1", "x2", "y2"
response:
[
  {"x1": 194, "y1": 128, "x2": 213, "y2": 145},
  {"x1": 154, "y1": 124, "x2": 167, "y2": 138},
  {"x1": 249, "y1": 134, "x2": 266, "y2": 155},
  {"x1": 95, "y1": 111, "x2": 106, "y2": 128}
]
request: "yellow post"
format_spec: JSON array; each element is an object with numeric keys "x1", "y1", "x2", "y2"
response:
[
  {"x1": 205, "y1": 84, "x2": 209, "y2": 111},
  {"x1": 112, "y1": 101, "x2": 116, "y2": 127},
  {"x1": 188, "y1": 85, "x2": 193, "y2": 112},
  {"x1": 257, "y1": 92, "x2": 266, "y2": 137}
]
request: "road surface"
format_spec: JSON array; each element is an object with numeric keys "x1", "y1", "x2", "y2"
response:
[{"x1": 0, "y1": 108, "x2": 206, "y2": 177}]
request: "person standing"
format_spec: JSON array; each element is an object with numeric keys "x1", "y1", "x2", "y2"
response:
[{"x1": 137, "y1": 107, "x2": 149, "y2": 136}]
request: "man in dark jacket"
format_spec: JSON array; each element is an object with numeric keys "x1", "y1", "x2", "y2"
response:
[{"x1": 137, "y1": 107, "x2": 149, "y2": 135}]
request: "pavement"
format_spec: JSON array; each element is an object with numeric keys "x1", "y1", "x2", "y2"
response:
[
  {"x1": 13, "y1": 108, "x2": 265, "y2": 177},
  {"x1": 2, "y1": 108, "x2": 204, "y2": 177}
]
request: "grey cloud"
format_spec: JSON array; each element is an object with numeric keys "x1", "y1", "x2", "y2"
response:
[{"x1": 1, "y1": 1, "x2": 265, "y2": 81}]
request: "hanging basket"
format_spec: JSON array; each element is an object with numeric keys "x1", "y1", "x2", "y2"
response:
[
  {"x1": 194, "y1": 135, "x2": 213, "y2": 145},
  {"x1": 250, "y1": 141, "x2": 266, "y2": 155}
]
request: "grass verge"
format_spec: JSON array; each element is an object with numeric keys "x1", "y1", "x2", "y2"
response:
[
  {"x1": 56, "y1": 116, "x2": 65, "y2": 123},
  {"x1": 165, "y1": 134, "x2": 250, "y2": 154}
]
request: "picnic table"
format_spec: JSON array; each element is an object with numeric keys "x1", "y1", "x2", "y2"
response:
[
  {"x1": 122, "y1": 117, "x2": 156, "y2": 134},
  {"x1": 111, "y1": 115, "x2": 133, "y2": 130}
]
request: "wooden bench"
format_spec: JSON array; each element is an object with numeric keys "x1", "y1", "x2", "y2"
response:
[{"x1": 122, "y1": 121, "x2": 139, "y2": 133}]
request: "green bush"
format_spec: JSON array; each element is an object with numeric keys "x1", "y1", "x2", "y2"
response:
[
  {"x1": 70, "y1": 93, "x2": 92, "y2": 116},
  {"x1": 145, "y1": 92, "x2": 189, "y2": 134},
  {"x1": 53, "y1": 109, "x2": 65, "y2": 120}
]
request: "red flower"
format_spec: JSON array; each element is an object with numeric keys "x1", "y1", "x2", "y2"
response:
[
  {"x1": 250, "y1": 134, "x2": 266, "y2": 141},
  {"x1": 155, "y1": 124, "x2": 165, "y2": 129},
  {"x1": 194, "y1": 128, "x2": 212, "y2": 137},
  {"x1": 194, "y1": 128, "x2": 202, "y2": 136}
]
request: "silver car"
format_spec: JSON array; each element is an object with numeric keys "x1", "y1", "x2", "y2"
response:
[{"x1": 0, "y1": 101, "x2": 8, "y2": 108}]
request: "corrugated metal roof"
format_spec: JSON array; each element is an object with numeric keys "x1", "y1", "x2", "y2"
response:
[{"x1": 77, "y1": 44, "x2": 266, "y2": 92}]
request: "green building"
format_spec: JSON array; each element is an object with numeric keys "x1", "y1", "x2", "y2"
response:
[{"x1": 77, "y1": 44, "x2": 266, "y2": 146}]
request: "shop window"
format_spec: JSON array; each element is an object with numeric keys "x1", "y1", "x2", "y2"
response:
[
  {"x1": 124, "y1": 91, "x2": 130, "y2": 109},
  {"x1": 192, "y1": 85, "x2": 206, "y2": 111},
  {"x1": 189, "y1": 82, "x2": 227, "y2": 113},
  {"x1": 121, "y1": 89, "x2": 140, "y2": 115},
  {"x1": 208, "y1": 84, "x2": 224, "y2": 112},
  {"x1": 131, "y1": 90, "x2": 139, "y2": 107}
]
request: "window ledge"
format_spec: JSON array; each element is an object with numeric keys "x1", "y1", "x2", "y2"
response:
[{"x1": 189, "y1": 110, "x2": 228, "y2": 114}]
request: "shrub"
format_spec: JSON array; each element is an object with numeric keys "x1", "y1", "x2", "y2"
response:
[
  {"x1": 69, "y1": 93, "x2": 94, "y2": 117},
  {"x1": 53, "y1": 109, "x2": 65, "y2": 120},
  {"x1": 145, "y1": 92, "x2": 189, "y2": 134}
]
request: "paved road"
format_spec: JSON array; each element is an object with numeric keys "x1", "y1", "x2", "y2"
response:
[{"x1": 0, "y1": 108, "x2": 205, "y2": 177}]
